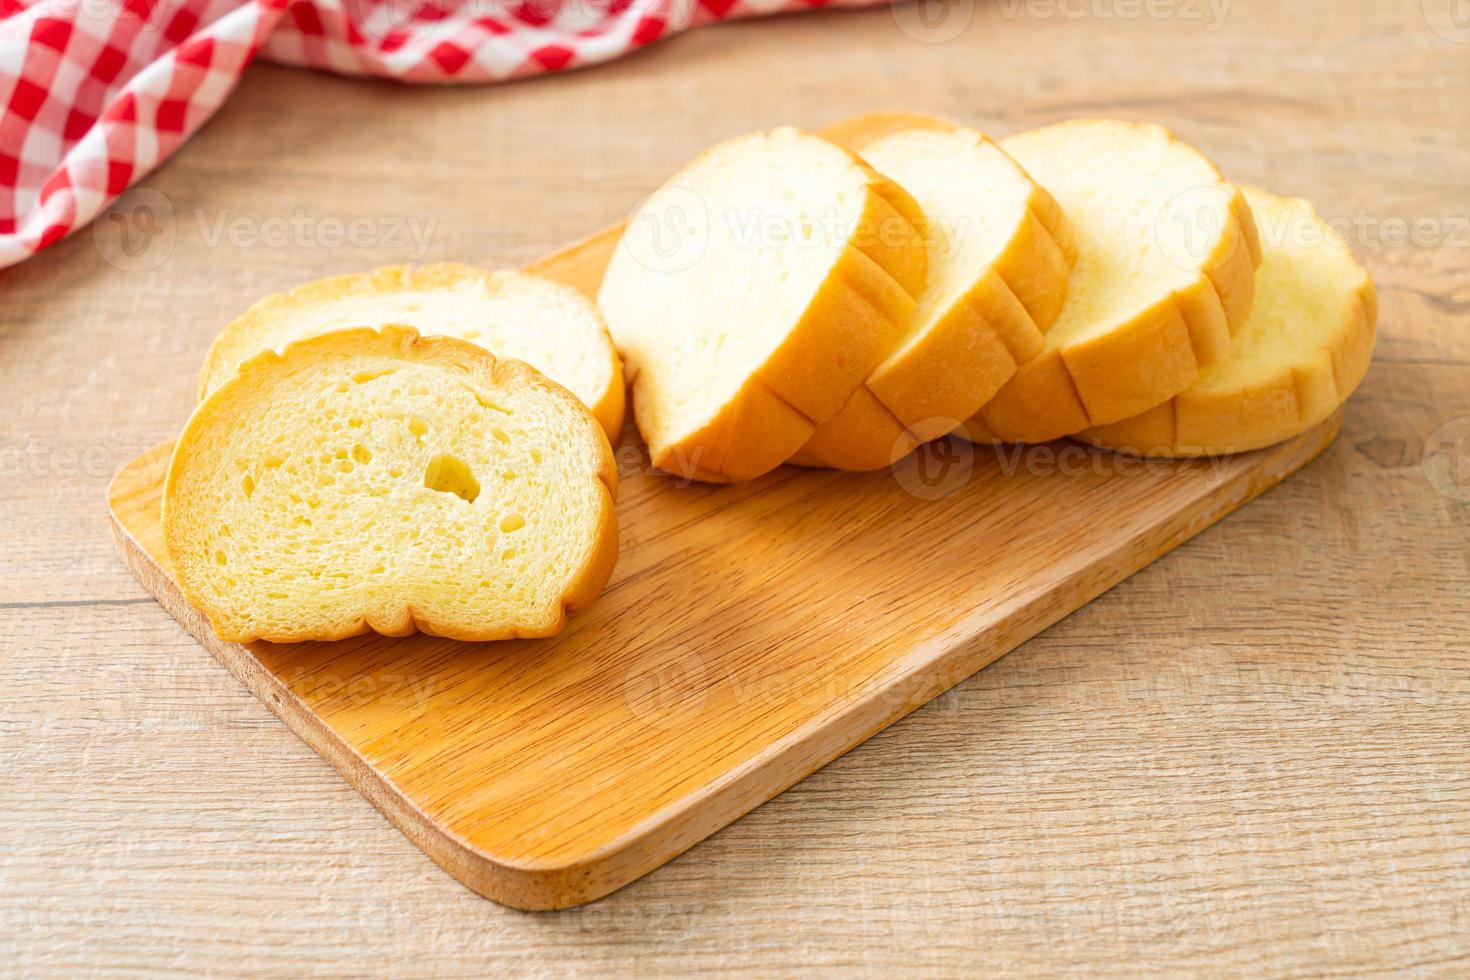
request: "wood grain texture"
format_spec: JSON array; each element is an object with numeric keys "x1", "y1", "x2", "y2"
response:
[
  {"x1": 4, "y1": 0, "x2": 1469, "y2": 971},
  {"x1": 107, "y1": 390, "x2": 1340, "y2": 909}
]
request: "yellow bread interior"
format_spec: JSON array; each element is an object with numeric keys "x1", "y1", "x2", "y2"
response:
[
  {"x1": 795, "y1": 126, "x2": 1077, "y2": 471},
  {"x1": 963, "y1": 120, "x2": 1261, "y2": 444},
  {"x1": 198, "y1": 264, "x2": 625, "y2": 441},
  {"x1": 164, "y1": 326, "x2": 618, "y2": 643},
  {"x1": 597, "y1": 127, "x2": 927, "y2": 482},
  {"x1": 1081, "y1": 186, "x2": 1376, "y2": 456}
]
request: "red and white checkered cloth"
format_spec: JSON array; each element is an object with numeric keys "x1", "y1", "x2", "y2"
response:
[{"x1": 0, "y1": 0, "x2": 882, "y2": 267}]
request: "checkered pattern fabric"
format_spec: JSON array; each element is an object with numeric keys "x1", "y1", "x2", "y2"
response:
[{"x1": 0, "y1": 0, "x2": 882, "y2": 267}]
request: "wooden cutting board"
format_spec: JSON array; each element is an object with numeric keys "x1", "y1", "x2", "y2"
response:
[
  {"x1": 106, "y1": 112, "x2": 1343, "y2": 911},
  {"x1": 109, "y1": 420, "x2": 1340, "y2": 910}
]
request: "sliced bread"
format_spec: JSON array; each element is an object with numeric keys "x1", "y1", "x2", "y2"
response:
[
  {"x1": 164, "y1": 325, "x2": 618, "y2": 643},
  {"x1": 1081, "y1": 186, "x2": 1376, "y2": 456},
  {"x1": 961, "y1": 120, "x2": 1262, "y2": 444},
  {"x1": 795, "y1": 126, "x2": 1077, "y2": 470},
  {"x1": 198, "y1": 264, "x2": 625, "y2": 441},
  {"x1": 597, "y1": 127, "x2": 928, "y2": 482}
]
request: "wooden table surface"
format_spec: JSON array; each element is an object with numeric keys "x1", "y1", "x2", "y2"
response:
[{"x1": 3, "y1": 1, "x2": 1468, "y2": 974}]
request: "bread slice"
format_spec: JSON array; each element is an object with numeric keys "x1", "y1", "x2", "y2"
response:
[
  {"x1": 164, "y1": 325, "x2": 618, "y2": 643},
  {"x1": 1081, "y1": 186, "x2": 1376, "y2": 456},
  {"x1": 795, "y1": 126, "x2": 1077, "y2": 470},
  {"x1": 597, "y1": 127, "x2": 928, "y2": 482},
  {"x1": 198, "y1": 264, "x2": 625, "y2": 441},
  {"x1": 960, "y1": 120, "x2": 1262, "y2": 445}
]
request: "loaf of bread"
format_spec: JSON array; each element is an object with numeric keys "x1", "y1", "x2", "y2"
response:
[
  {"x1": 962, "y1": 120, "x2": 1262, "y2": 445},
  {"x1": 1081, "y1": 186, "x2": 1376, "y2": 455},
  {"x1": 198, "y1": 264, "x2": 625, "y2": 441},
  {"x1": 164, "y1": 325, "x2": 618, "y2": 643},
  {"x1": 794, "y1": 126, "x2": 1077, "y2": 470},
  {"x1": 159, "y1": 113, "x2": 1379, "y2": 651},
  {"x1": 597, "y1": 127, "x2": 928, "y2": 482}
]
